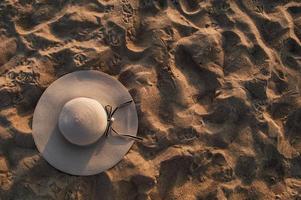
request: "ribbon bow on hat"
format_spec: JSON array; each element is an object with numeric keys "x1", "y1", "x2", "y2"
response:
[{"x1": 104, "y1": 100, "x2": 143, "y2": 141}]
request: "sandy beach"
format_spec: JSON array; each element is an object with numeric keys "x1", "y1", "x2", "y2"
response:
[{"x1": 0, "y1": 0, "x2": 301, "y2": 199}]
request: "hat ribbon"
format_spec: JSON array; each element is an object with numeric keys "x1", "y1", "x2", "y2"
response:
[{"x1": 104, "y1": 100, "x2": 143, "y2": 142}]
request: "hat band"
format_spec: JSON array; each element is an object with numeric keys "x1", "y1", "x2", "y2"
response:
[{"x1": 103, "y1": 100, "x2": 143, "y2": 142}]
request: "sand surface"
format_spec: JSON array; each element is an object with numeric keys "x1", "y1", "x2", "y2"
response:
[{"x1": 0, "y1": 0, "x2": 301, "y2": 199}]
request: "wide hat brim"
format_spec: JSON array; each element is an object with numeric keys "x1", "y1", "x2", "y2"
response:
[{"x1": 32, "y1": 70, "x2": 138, "y2": 175}]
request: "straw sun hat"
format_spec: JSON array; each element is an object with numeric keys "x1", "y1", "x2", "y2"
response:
[{"x1": 32, "y1": 70, "x2": 142, "y2": 175}]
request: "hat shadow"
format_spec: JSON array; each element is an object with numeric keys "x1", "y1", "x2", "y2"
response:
[
  {"x1": 42, "y1": 124, "x2": 98, "y2": 176},
  {"x1": 42, "y1": 123, "x2": 130, "y2": 176}
]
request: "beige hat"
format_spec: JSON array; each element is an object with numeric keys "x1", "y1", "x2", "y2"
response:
[{"x1": 32, "y1": 70, "x2": 142, "y2": 175}]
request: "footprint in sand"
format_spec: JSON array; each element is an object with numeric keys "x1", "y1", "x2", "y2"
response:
[{"x1": 73, "y1": 53, "x2": 88, "y2": 67}]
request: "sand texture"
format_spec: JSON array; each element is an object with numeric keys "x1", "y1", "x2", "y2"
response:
[{"x1": 0, "y1": 0, "x2": 301, "y2": 199}]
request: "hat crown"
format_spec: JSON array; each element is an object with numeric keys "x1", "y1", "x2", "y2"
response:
[{"x1": 58, "y1": 97, "x2": 107, "y2": 146}]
